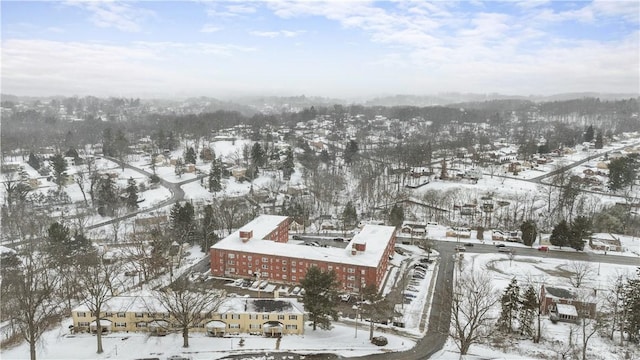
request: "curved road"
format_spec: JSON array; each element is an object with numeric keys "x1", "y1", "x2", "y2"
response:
[{"x1": 86, "y1": 156, "x2": 205, "y2": 230}]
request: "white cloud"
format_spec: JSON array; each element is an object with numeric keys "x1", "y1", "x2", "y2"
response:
[
  {"x1": 1, "y1": 39, "x2": 256, "y2": 97},
  {"x1": 64, "y1": 1, "x2": 155, "y2": 32},
  {"x1": 200, "y1": 24, "x2": 222, "y2": 33},
  {"x1": 249, "y1": 30, "x2": 305, "y2": 38}
]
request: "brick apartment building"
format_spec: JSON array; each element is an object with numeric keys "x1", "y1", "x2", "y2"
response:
[{"x1": 210, "y1": 215, "x2": 397, "y2": 292}]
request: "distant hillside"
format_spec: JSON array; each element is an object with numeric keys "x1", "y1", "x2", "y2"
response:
[{"x1": 362, "y1": 92, "x2": 639, "y2": 107}]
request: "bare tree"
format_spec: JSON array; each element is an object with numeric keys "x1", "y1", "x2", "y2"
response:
[
  {"x1": 567, "y1": 261, "x2": 594, "y2": 289},
  {"x1": 450, "y1": 270, "x2": 499, "y2": 355},
  {"x1": 359, "y1": 284, "x2": 392, "y2": 340},
  {"x1": 604, "y1": 272, "x2": 628, "y2": 344},
  {"x1": 575, "y1": 290, "x2": 601, "y2": 360},
  {"x1": 76, "y1": 254, "x2": 119, "y2": 354},
  {"x1": 8, "y1": 251, "x2": 61, "y2": 360},
  {"x1": 152, "y1": 279, "x2": 225, "y2": 347}
]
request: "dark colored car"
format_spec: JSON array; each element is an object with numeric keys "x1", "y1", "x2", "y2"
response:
[{"x1": 464, "y1": 243, "x2": 474, "y2": 247}]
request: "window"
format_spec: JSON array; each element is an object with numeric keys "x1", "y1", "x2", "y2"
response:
[
  {"x1": 147, "y1": 313, "x2": 156, "y2": 318},
  {"x1": 227, "y1": 254, "x2": 235, "y2": 259},
  {"x1": 249, "y1": 314, "x2": 258, "y2": 320},
  {"x1": 292, "y1": 276, "x2": 297, "y2": 281},
  {"x1": 348, "y1": 268, "x2": 355, "y2": 273},
  {"x1": 248, "y1": 256, "x2": 252, "y2": 261},
  {"x1": 105, "y1": 312, "x2": 113, "y2": 317},
  {"x1": 78, "y1": 321, "x2": 90, "y2": 327},
  {"x1": 328, "y1": 266, "x2": 333, "y2": 271},
  {"x1": 347, "y1": 275, "x2": 355, "y2": 281},
  {"x1": 115, "y1": 322, "x2": 126, "y2": 328},
  {"x1": 262, "y1": 257, "x2": 268, "y2": 262},
  {"x1": 249, "y1": 324, "x2": 261, "y2": 329},
  {"x1": 136, "y1": 322, "x2": 147, "y2": 328},
  {"x1": 229, "y1": 324, "x2": 240, "y2": 329},
  {"x1": 117, "y1": 312, "x2": 126, "y2": 318},
  {"x1": 286, "y1": 324, "x2": 298, "y2": 330},
  {"x1": 77, "y1": 312, "x2": 87, "y2": 317},
  {"x1": 262, "y1": 264, "x2": 269, "y2": 269},
  {"x1": 282, "y1": 275, "x2": 287, "y2": 280},
  {"x1": 228, "y1": 260, "x2": 235, "y2": 265},
  {"x1": 361, "y1": 269, "x2": 366, "y2": 275},
  {"x1": 277, "y1": 315, "x2": 285, "y2": 320},
  {"x1": 231, "y1": 314, "x2": 240, "y2": 320},
  {"x1": 282, "y1": 260, "x2": 287, "y2": 265},
  {"x1": 292, "y1": 261, "x2": 296, "y2": 266},
  {"x1": 227, "y1": 268, "x2": 235, "y2": 273},
  {"x1": 282, "y1": 266, "x2": 287, "y2": 271},
  {"x1": 289, "y1": 315, "x2": 297, "y2": 320},
  {"x1": 248, "y1": 262, "x2": 252, "y2": 268},
  {"x1": 262, "y1": 272, "x2": 268, "y2": 277},
  {"x1": 262, "y1": 314, "x2": 270, "y2": 320}
]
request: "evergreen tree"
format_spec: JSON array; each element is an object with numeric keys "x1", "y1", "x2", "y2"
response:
[
  {"x1": 497, "y1": 278, "x2": 520, "y2": 333},
  {"x1": 208, "y1": 160, "x2": 222, "y2": 192},
  {"x1": 519, "y1": 285, "x2": 538, "y2": 339},
  {"x1": 569, "y1": 216, "x2": 590, "y2": 251},
  {"x1": 125, "y1": 177, "x2": 138, "y2": 209},
  {"x1": 584, "y1": 125, "x2": 594, "y2": 142},
  {"x1": 282, "y1": 148, "x2": 295, "y2": 180},
  {"x1": 623, "y1": 268, "x2": 640, "y2": 343},
  {"x1": 520, "y1": 220, "x2": 537, "y2": 247},
  {"x1": 300, "y1": 266, "x2": 339, "y2": 331},
  {"x1": 550, "y1": 220, "x2": 570, "y2": 249},
  {"x1": 389, "y1": 204, "x2": 404, "y2": 228},
  {"x1": 184, "y1": 147, "x2": 197, "y2": 164},
  {"x1": 175, "y1": 158, "x2": 184, "y2": 178},
  {"x1": 344, "y1": 139, "x2": 359, "y2": 164},
  {"x1": 200, "y1": 204, "x2": 218, "y2": 252},
  {"x1": 342, "y1": 201, "x2": 358, "y2": 230},
  {"x1": 608, "y1": 155, "x2": 639, "y2": 191},
  {"x1": 251, "y1": 143, "x2": 266, "y2": 168},
  {"x1": 50, "y1": 153, "x2": 68, "y2": 187},
  {"x1": 95, "y1": 174, "x2": 119, "y2": 216},
  {"x1": 319, "y1": 149, "x2": 330, "y2": 164},
  {"x1": 594, "y1": 132, "x2": 603, "y2": 149},
  {"x1": 171, "y1": 202, "x2": 195, "y2": 242},
  {"x1": 27, "y1": 152, "x2": 41, "y2": 170}
]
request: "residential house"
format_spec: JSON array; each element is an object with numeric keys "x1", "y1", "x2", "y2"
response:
[
  {"x1": 540, "y1": 285, "x2": 596, "y2": 322},
  {"x1": 589, "y1": 233, "x2": 622, "y2": 252}
]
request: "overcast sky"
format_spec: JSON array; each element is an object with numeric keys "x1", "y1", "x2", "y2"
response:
[{"x1": 1, "y1": 0, "x2": 638, "y2": 99}]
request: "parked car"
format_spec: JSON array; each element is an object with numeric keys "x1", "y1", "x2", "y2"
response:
[
  {"x1": 495, "y1": 243, "x2": 506, "y2": 248},
  {"x1": 333, "y1": 237, "x2": 345, "y2": 242},
  {"x1": 292, "y1": 235, "x2": 303, "y2": 240},
  {"x1": 291, "y1": 286, "x2": 301, "y2": 295},
  {"x1": 340, "y1": 294, "x2": 351, "y2": 302},
  {"x1": 455, "y1": 246, "x2": 466, "y2": 252},
  {"x1": 464, "y1": 243, "x2": 474, "y2": 247},
  {"x1": 498, "y1": 247, "x2": 514, "y2": 253},
  {"x1": 538, "y1": 246, "x2": 549, "y2": 251},
  {"x1": 371, "y1": 336, "x2": 388, "y2": 346}
]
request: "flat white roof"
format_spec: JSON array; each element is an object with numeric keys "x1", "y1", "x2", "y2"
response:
[
  {"x1": 212, "y1": 216, "x2": 395, "y2": 268},
  {"x1": 556, "y1": 303, "x2": 578, "y2": 317},
  {"x1": 73, "y1": 296, "x2": 303, "y2": 315}
]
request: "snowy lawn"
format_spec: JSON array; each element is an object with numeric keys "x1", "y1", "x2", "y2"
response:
[{"x1": 1, "y1": 319, "x2": 415, "y2": 360}]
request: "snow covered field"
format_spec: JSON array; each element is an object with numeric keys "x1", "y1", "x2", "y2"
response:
[{"x1": 1, "y1": 319, "x2": 415, "y2": 360}]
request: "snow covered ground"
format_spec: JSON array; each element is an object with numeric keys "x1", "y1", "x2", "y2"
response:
[{"x1": 1, "y1": 318, "x2": 415, "y2": 360}]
